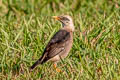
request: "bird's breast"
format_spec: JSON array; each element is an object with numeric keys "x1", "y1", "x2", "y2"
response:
[{"x1": 59, "y1": 33, "x2": 73, "y2": 58}]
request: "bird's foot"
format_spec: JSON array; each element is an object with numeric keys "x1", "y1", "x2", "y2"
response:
[
  {"x1": 53, "y1": 63, "x2": 61, "y2": 72},
  {"x1": 56, "y1": 68, "x2": 61, "y2": 72}
]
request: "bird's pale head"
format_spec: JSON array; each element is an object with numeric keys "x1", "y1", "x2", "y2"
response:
[{"x1": 53, "y1": 15, "x2": 74, "y2": 31}]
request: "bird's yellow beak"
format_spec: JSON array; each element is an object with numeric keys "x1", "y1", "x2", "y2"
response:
[{"x1": 52, "y1": 16, "x2": 60, "y2": 20}]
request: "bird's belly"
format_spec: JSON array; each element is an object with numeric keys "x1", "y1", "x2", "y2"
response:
[
  {"x1": 59, "y1": 40, "x2": 73, "y2": 59},
  {"x1": 49, "y1": 55, "x2": 60, "y2": 62}
]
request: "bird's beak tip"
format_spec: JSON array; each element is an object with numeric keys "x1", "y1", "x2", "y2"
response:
[{"x1": 52, "y1": 16, "x2": 60, "y2": 20}]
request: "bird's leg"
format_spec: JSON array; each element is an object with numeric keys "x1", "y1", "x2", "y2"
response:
[{"x1": 53, "y1": 63, "x2": 61, "y2": 72}]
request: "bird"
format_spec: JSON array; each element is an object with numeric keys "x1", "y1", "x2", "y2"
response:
[{"x1": 30, "y1": 15, "x2": 75, "y2": 72}]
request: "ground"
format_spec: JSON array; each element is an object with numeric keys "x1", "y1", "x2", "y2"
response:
[{"x1": 0, "y1": 0, "x2": 120, "y2": 80}]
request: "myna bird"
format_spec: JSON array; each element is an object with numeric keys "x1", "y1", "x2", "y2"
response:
[{"x1": 30, "y1": 15, "x2": 75, "y2": 72}]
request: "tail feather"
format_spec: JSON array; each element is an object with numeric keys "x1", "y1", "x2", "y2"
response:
[
  {"x1": 30, "y1": 56, "x2": 48, "y2": 71},
  {"x1": 30, "y1": 60, "x2": 40, "y2": 70}
]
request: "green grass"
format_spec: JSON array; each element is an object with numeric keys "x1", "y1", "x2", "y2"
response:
[{"x1": 0, "y1": 0, "x2": 120, "y2": 80}]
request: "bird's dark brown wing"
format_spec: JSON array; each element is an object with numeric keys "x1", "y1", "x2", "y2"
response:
[
  {"x1": 43, "y1": 29, "x2": 70, "y2": 61},
  {"x1": 30, "y1": 29, "x2": 70, "y2": 70}
]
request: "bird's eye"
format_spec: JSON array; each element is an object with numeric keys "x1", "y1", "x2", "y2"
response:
[{"x1": 66, "y1": 21, "x2": 69, "y2": 23}]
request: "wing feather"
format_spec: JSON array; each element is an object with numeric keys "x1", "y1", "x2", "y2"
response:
[{"x1": 41, "y1": 29, "x2": 70, "y2": 62}]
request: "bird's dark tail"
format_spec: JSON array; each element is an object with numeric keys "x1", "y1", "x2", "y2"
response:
[
  {"x1": 30, "y1": 55, "x2": 48, "y2": 71},
  {"x1": 30, "y1": 60, "x2": 41, "y2": 70}
]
